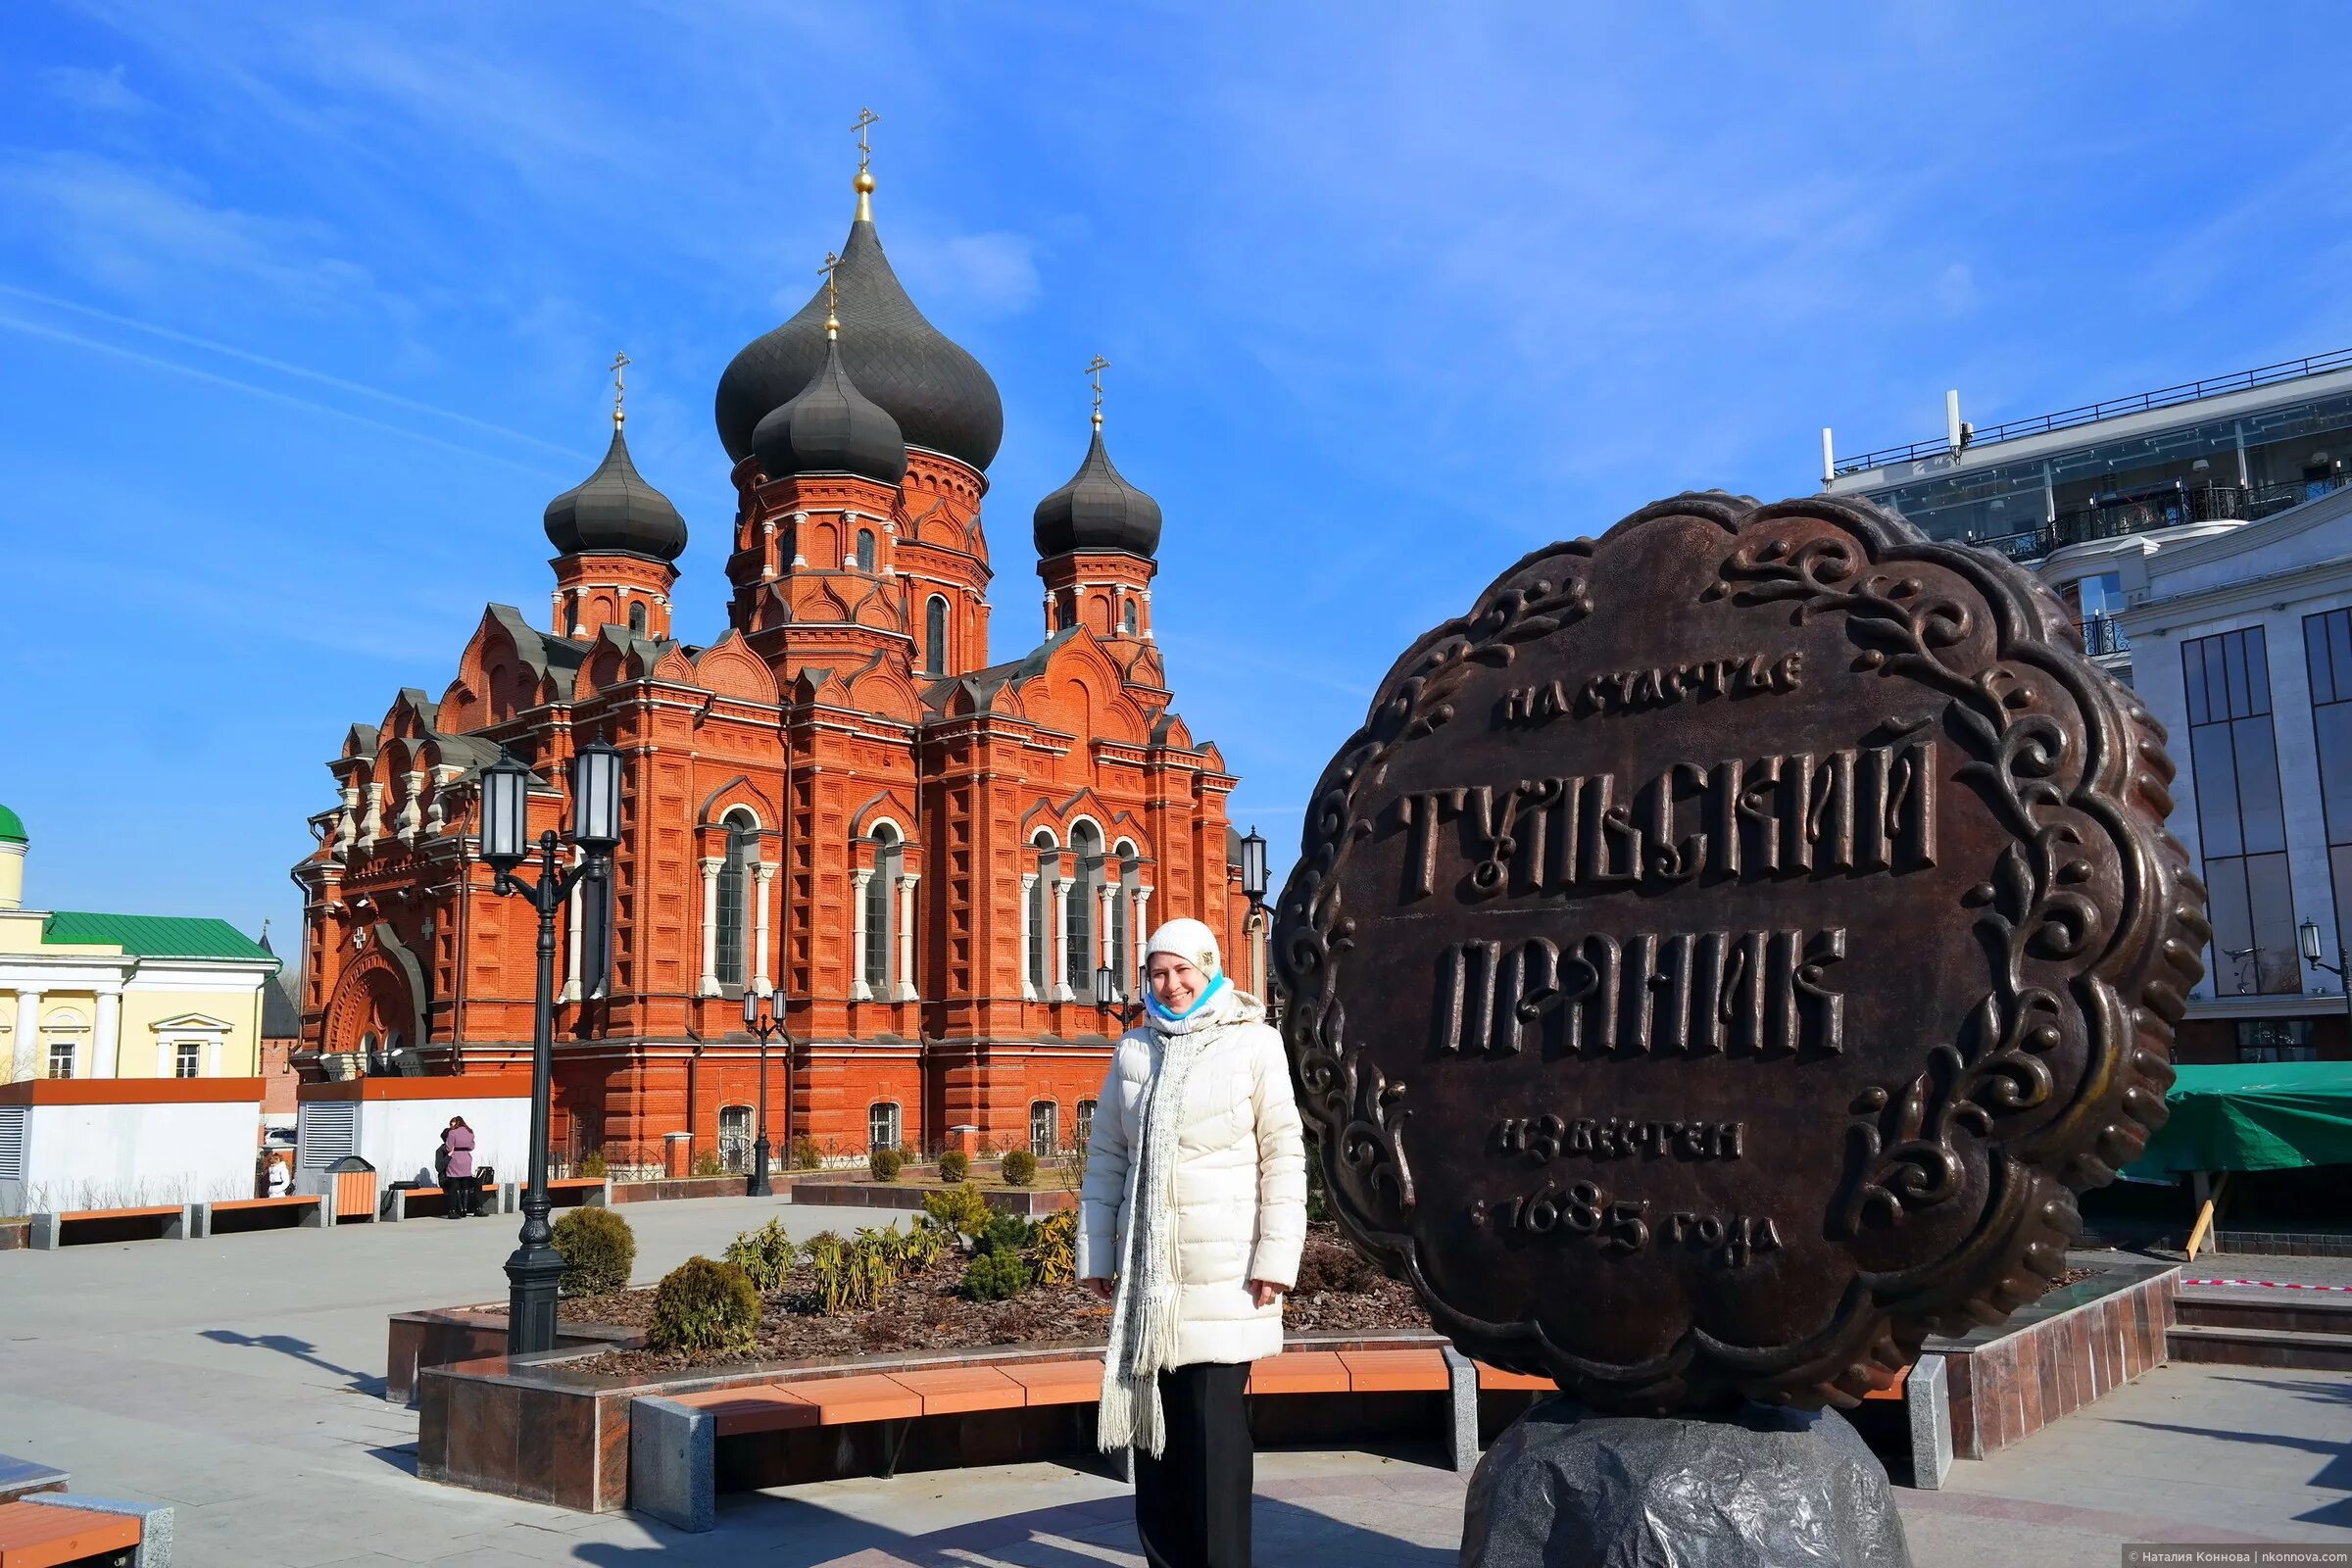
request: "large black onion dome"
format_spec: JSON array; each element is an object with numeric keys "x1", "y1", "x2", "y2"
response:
[
  {"x1": 543, "y1": 426, "x2": 688, "y2": 562},
  {"x1": 1033, "y1": 427, "x2": 1162, "y2": 559},
  {"x1": 715, "y1": 211, "x2": 1003, "y2": 472},
  {"x1": 754, "y1": 337, "x2": 907, "y2": 484}
]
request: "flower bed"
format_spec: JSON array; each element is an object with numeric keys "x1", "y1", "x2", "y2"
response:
[{"x1": 545, "y1": 1220, "x2": 1427, "y2": 1375}]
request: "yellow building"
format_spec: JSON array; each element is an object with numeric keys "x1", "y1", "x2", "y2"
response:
[{"x1": 0, "y1": 806, "x2": 278, "y2": 1081}]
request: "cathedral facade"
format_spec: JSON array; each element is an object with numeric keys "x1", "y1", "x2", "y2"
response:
[{"x1": 292, "y1": 162, "x2": 1248, "y2": 1171}]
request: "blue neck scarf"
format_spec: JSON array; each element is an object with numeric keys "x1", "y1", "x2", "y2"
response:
[{"x1": 1143, "y1": 972, "x2": 1229, "y2": 1027}]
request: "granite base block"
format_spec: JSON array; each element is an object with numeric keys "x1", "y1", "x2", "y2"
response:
[
  {"x1": 629, "y1": 1396, "x2": 713, "y2": 1534},
  {"x1": 1461, "y1": 1398, "x2": 1911, "y2": 1568},
  {"x1": 25, "y1": 1494, "x2": 173, "y2": 1567}
]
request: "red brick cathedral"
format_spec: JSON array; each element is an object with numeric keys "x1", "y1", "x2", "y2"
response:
[{"x1": 294, "y1": 160, "x2": 1249, "y2": 1171}]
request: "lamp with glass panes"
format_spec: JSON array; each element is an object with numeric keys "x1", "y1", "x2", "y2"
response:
[{"x1": 477, "y1": 732, "x2": 623, "y2": 1355}]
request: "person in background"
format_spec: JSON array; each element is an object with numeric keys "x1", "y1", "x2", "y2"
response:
[
  {"x1": 444, "y1": 1116, "x2": 478, "y2": 1218},
  {"x1": 265, "y1": 1153, "x2": 291, "y2": 1199},
  {"x1": 1080, "y1": 917, "x2": 1306, "y2": 1568}
]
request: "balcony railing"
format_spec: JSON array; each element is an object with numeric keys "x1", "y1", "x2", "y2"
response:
[
  {"x1": 2082, "y1": 613, "x2": 2130, "y2": 658},
  {"x1": 1965, "y1": 480, "x2": 2320, "y2": 563},
  {"x1": 1835, "y1": 347, "x2": 2352, "y2": 473}
]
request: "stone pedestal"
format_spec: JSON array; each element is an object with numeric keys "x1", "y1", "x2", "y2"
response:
[{"x1": 1461, "y1": 1397, "x2": 1911, "y2": 1568}]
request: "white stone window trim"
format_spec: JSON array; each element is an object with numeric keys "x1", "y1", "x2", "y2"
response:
[{"x1": 150, "y1": 1011, "x2": 233, "y2": 1079}]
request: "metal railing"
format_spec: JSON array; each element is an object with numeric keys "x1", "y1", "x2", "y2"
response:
[
  {"x1": 2082, "y1": 614, "x2": 2130, "y2": 658},
  {"x1": 1836, "y1": 348, "x2": 2352, "y2": 473},
  {"x1": 1964, "y1": 480, "x2": 2319, "y2": 563}
]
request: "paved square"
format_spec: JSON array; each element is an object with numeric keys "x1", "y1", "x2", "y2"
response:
[{"x1": 2, "y1": 1200, "x2": 2343, "y2": 1564}]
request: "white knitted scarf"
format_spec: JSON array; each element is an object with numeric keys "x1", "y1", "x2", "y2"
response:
[{"x1": 1096, "y1": 978, "x2": 1250, "y2": 1456}]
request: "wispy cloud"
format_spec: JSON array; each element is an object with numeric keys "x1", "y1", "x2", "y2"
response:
[
  {"x1": 0, "y1": 311, "x2": 570, "y2": 480},
  {"x1": 0, "y1": 150, "x2": 373, "y2": 311},
  {"x1": 902, "y1": 230, "x2": 1043, "y2": 317},
  {"x1": 0, "y1": 282, "x2": 580, "y2": 459},
  {"x1": 42, "y1": 64, "x2": 154, "y2": 115}
]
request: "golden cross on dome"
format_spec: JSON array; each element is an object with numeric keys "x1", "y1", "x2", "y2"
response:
[
  {"x1": 610, "y1": 350, "x2": 631, "y2": 429},
  {"x1": 1086, "y1": 355, "x2": 1109, "y2": 428},
  {"x1": 819, "y1": 251, "x2": 843, "y2": 336},
  {"x1": 851, "y1": 107, "x2": 880, "y2": 173}
]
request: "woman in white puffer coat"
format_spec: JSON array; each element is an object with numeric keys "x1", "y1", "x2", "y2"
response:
[{"x1": 1079, "y1": 916, "x2": 1306, "y2": 1568}]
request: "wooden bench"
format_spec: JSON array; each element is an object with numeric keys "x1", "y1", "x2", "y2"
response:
[
  {"x1": 631, "y1": 1345, "x2": 1478, "y2": 1534},
  {"x1": 195, "y1": 1195, "x2": 327, "y2": 1237},
  {"x1": 0, "y1": 1494, "x2": 170, "y2": 1568},
  {"x1": 27, "y1": 1205, "x2": 191, "y2": 1250},
  {"x1": 384, "y1": 1186, "x2": 446, "y2": 1222}
]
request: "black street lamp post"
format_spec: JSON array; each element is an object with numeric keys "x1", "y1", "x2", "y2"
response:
[
  {"x1": 742, "y1": 989, "x2": 787, "y2": 1198},
  {"x1": 479, "y1": 735, "x2": 623, "y2": 1356},
  {"x1": 2298, "y1": 918, "x2": 2352, "y2": 1037},
  {"x1": 1239, "y1": 825, "x2": 1271, "y2": 1020}
]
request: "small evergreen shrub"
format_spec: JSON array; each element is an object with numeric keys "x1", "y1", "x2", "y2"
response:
[
  {"x1": 790, "y1": 1135, "x2": 824, "y2": 1170},
  {"x1": 551, "y1": 1204, "x2": 635, "y2": 1296},
  {"x1": 961, "y1": 1248, "x2": 1034, "y2": 1301},
  {"x1": 1001, "y1": 1149, "x2": 1039, "y2": 1187},
  {"x1": 869, "y1": 1147, "x2": 905, "y2": 1183},
  {"x1": 691, "y1": 1149, "x2": 723, "y2": 1178},
  {"x1": 938, "y1": 1150, "x2": 969, "y2": 1183},
  {"x1": 981, "y1": 1211, "x2": 1035, "y2": 1255},
  {"x1": 722, "y1": 1217, "x2": 798, "y2": 1293},
  {"x1": 578, "y1": 1150, "x2": 610, "y2": 1179},
  {"x1": 646, "y1": 1256, "x2": 760, "y2": 1354},
  {"x1": 1031, "y1": 1207, "x2": 1077, "y2": 1287},
  {"x1": 921, "y1": 1183, "x2": 995, "y2": 1247}
]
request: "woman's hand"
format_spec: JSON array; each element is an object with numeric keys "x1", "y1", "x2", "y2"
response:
[
  {"x1": 1249, "y1": 1279, "x2": 1287, "y2": 1309},
  {"x1": 1087, "y1": 1276, "x2": 1116, "y2": 1301}
]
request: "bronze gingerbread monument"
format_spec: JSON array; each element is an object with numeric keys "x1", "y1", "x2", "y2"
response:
[{"x1": 1274, "y1": 492, "x2": 2208, "y2": 1414}]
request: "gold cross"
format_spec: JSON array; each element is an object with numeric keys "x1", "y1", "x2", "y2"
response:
[
  {"x1": 611, "y1": 350, "x2": 630, "y2": 428},
  {"x1": 1086, "y1": 355, "x2": 1109, "y2": 427},
  {"x1": 851, "y1": 107, "x2": 880, "y2": 172},
  {"x1": 819, "y1": 251, "x2": 843, "y2": 332}
]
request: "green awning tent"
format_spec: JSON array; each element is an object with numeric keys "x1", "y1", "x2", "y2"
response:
[{"x1": 2125, "y1": 1060, "x2": 2352, "y2": 1177}]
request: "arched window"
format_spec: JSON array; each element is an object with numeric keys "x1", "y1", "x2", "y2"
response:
[
  {"x1": 1028, "y1": 830, "x2": 1056, "y2": 996},
  {"x1": 1110, "y1": 840, "x2": 1141, "y2": 997},
  {"x1": 715, "y1": 809, "x2": 757, "y2": 990},
  {"x1": 1121, "y1": 598, "x2": 1138, "y2": 635},
  {"x1": 1030, "y1": 1101, "x2": 1058, "y2": 1158},
  {"x1": 868, "y1": 1101, "x2": 902, "y2": 1152},
  {"x1": 864, "y1": 823, "x2": 900, "y2": 995},
  {"x1": 718, "y1": 1105, "x2": 753, "y2": 1173},
  {"x1": 1066, "y1": 821, "x2": 1102, "y2": 996},
  {"x1": 925, "y1": 595, "x2": 948, "y2": 675},
  {"x1": 1076, "y1": 1099, "x2": 1097, "y2": 1152},
  {"x1": 856, "y1": 528, "x2": 877, "y2": 572},
  {"x1": 627, "y1": 602, "x2": 648, "y2": 635}
]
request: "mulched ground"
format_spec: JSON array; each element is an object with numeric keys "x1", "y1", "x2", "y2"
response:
[
  {"x1": 575, "y1": 1221, "x2": 1433, "y2": 1377},
  {"x1": 550, "y1": 1225, "x2": 2116, "y2": 1377}
]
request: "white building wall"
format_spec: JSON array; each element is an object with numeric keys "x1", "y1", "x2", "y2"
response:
[
  {"x1": 1, "y1": 1098, "x2": 258, "y2": 1214},
  {"x1": 356, "y1": 1097, "x2": 531, "y2": 1187},
  {"x1": 2121, "y1": 494, "x2": 2352, "y2": 1014}
]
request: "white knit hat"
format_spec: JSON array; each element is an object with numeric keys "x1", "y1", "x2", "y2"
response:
[{"x1": 1143, "y1": 917, "x2": 1222, "y2": 978}]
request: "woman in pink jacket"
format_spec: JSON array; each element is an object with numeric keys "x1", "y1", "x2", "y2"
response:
[{"x1": 441, "y1": 1117, "x2": 477, "y2": 1218}]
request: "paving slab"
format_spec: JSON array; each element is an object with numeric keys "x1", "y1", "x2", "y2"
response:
[{"x1": 2, "y1": 1208, "x2": 2343, "y2": 1565}]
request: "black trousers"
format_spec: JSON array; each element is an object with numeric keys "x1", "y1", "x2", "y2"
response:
[{"x1": 1133, "y1": 1360, "x2": 1252, "y2": 1568}]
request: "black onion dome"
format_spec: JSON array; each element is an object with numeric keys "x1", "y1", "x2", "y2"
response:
[
  {"x1": 715, "y1": 215, "x2": 1003, "y2": 471},
  {"x1": 543, "y1": 426, "x2": 688, "y2": 562},
  {"x1": 753, "y1": 337, "x2": 907, "y2": 485},
  {"x1": 1033, "y1": 428, "x2": 1163, "y2": 559}
]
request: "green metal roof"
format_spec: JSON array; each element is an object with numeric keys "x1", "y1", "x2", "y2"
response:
[
  {"x1": 42, "y1": 910, "x2": 276, "y2": 964},
  {"x1": 0, "y1": 804, "x2": 24, "y2": 845}
]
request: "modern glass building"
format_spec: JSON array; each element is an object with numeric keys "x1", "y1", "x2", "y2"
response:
[{"x1": 1824, "y1": 355, "x2": 2352, "y2": 1063}]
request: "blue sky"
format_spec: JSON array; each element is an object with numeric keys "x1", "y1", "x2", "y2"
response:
[{"x1": 4, "y1": 1, "x2": 2348, "y2": 950}]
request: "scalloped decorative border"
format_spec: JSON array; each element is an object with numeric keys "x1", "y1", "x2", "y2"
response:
[{"x1": 1272, "y1": 492, "x2": 2204, "y2": 1412}]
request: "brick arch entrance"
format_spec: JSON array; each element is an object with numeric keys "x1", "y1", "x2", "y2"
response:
[{"x1": 323, "y1": 942, "x2": 425, "y2": 1063}]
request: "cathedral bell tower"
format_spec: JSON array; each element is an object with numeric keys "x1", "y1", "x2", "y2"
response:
[
  {"x1": 715, "y1": 124, "x2": 1005, "y2": 686},
  {"x1": 544, "y1": 353, "x2": 688, "y2": 641},
  {"x1": 725, "y1": 256, "x2": 915, "y2": 685},
  {"x1": 1033, "y1": 359, "x2": 1167, "y2": 690}
]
